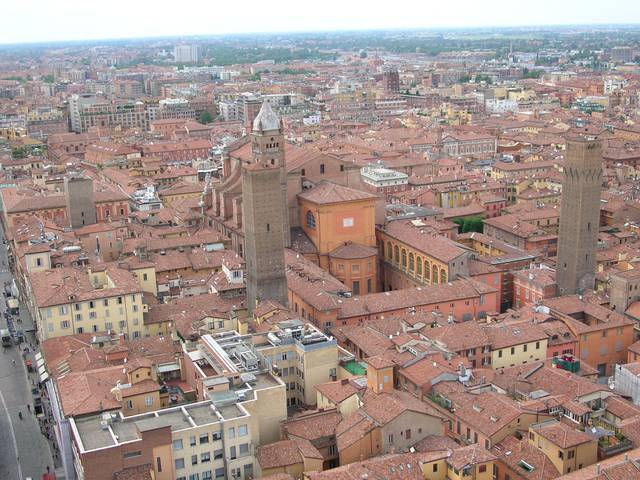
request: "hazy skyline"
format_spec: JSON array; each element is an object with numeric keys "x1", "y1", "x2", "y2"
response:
[{"x1": 3, "y1": 0, "x2": 640, "y2": 45}]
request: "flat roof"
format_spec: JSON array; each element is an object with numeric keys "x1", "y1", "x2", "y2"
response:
[{"x1": 73, "y1": 400, "x2": 222, "y2": 452}]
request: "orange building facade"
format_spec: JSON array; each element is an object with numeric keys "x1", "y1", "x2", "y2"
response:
[{"x1": 298, "y1": 182, "x2": 379, "y2": 295}]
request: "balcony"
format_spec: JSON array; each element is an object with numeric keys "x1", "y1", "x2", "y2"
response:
[{"x1": 598, "y1": 434, "x2": 633, "y2": 459}]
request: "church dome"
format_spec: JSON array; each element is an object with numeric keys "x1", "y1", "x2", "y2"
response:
[{"x1": 252, "y1": 101, "x2": 281, "y2": 132}]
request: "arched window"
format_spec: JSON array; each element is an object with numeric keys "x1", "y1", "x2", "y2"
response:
[
  {"x1": 441, "y1": 270, "x2": 447, "y2": 284},
  {"x1": 409, "y1": 253, "x2": 415, "y2": 272},
  {"x1": 416, "y1": 256, "x2": 422, "y2": 276},
  {"x1": 306, "y1": 211, "x2": 316, "y2": 229},
  {"x1": 432, "y1": 265, "x2": 439, "y2": 284},
  {"x1": 387, "y1": 242, "x2": 393, "y2": 260},
  {"x1": 401, "y1": 249, "x2": 407, "y2": 269},
  {"x1": 394, "y1": 245, "x2": 400, "y2": 264}
]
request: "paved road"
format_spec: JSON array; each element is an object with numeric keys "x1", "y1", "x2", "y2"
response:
[{"x1": 0, "y1": 233, "x2": 55, "y2": 479}]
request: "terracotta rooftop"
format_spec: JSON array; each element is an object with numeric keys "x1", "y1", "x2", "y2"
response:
[
  {"x1": 256, "y1": 440, "x2": 303, "y2": 470},
  {"x1": 532, "y1": 420, "x2": 594, "y2": 448},
  {"x1": 298, "y1": 180, "x2": 377, "y2": 204}
]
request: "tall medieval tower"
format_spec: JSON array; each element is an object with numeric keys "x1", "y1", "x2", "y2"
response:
[
  {"x1": 242, "y1": 102, "x2": 289, "y2": 313},
  {"x1": 556, "y1": 135, "x2": 602, "y2": 295}
]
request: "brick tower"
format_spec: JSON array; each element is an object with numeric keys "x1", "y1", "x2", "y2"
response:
[
  {"x1": 556, "y1": 135, "x2": 602, "y2": 295},
  {"x1": 242, "y1": 102, "x2": 289, "y2": 313}
]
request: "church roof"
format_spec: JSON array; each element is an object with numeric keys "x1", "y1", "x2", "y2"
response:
[
  {"x1": 298, "y1": 180, "x2": 377, "y2": 204},
  {"x1": 253, "y1": 101, "x2": 281, "y2": 132}
]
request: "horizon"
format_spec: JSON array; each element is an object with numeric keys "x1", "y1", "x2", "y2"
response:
[
  {"x1": 3, "y1": 23, "x2": 640, "y2": 48},
  {"x1": 3, "y1": 0, "x2": 640, "y2": 45}
]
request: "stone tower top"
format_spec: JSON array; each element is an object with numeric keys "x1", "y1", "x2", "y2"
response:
[{"x1": 252, "y1": 101, "x2": 281, "y2": 133}]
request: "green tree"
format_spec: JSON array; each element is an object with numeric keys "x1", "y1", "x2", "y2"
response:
[
  {"x1": 43, "y1": 74, "x2": 54, "y2": 83},
  {"x1": 12, "y1": 147, "x2": 27, "y2": 159},
  {"x1": 360, "y1": 50, "x2": 368, "y2": 59},
  {"x1": 453, "y1": 216, "x2": 484, "y2": 233},
  {"x1": 199, "y1": 111, "x2": 213, "y2": 124}
]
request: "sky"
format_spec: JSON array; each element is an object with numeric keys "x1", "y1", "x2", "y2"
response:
[{"x1": 3, "y1": 0, "x2": 640, "y2": 44}]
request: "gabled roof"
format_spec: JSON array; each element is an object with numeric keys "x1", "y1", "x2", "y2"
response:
[{"x1": 298, "y1": 180, "x2": 377, "y2": 205}]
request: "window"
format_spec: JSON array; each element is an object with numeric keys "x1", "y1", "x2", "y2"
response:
[
  {"x1": 353, "y1": 281, "x2": 360, "y2": 295},
  {"x1": 123, "y1": 450, "x2": 142, "y2": 459},
  {"x1": 214, "y1": 449, "x2": 223, "y2": 460},
  {"x1": 75, "y1": 314, "x2": 82, "y2": 322},
  {"x1": 175, "y1": 458, "x2": 185, "y2": 469},
  {"x1": 479, "y1": 465, "x2": 487, "y2": 473},
  {"x1": 320, "y1": 164, "x2": 325, "y2": 174},
  {"x1": 367, "y1": 278, "x2": 372, "y2": 293},
  {"x1": 61, "y1": 321, "x2": 70, "y2": 329},
  {"x1": 201, "y1": 452, "x2": 210, "y2": 463},
  {"x1": 89, "y1": 301, "x2": 95, "y2": 309},
  {"x1": 75, "y1": 303, "x2": 81, "y2": 311},
  {"x1": 202, "y1": 472, "x2": 212, "y2": 480},
  {"x1": 89, "y1": 311, "x2": 97, "y2": 319},
  {"x1": 239, "y1": 443, "x2": 249, "y2": 456},
  {"x1": 523, "y1": 344, "x2": 528, "y2": 352},
  {"x1": 228, "y1": 427, "x2": 235, "y2": 439},
  {"x1": 433, "y1": 463, "x2": 438, "y2": 473},
  {"x1": 558, "y1": 451, "x2": 564, "y2": 459},
  {"x1": 190, "y1": 435, "x2": 196, "y2": 447},
  {"x1": 388, "y1": 434, "x2": 394, "y2": 444},
  {"x1": 342, "y1": 217, "x2": 354, "y2": 228},
  {"x1": 568, "y1": 450, "x2": 575, "y2": 459},
  {"x1": 145, "y1": 395, "x2": 153, "y2": 406},
  {"x1": 230, "y1": 446, "x2": 237, "y2": 460},
  {"x1": 215, "y1": 468, "x2": 225, "y2": 479},
  {"x1": 244, "y1": 464, "x2": 254, "y2": 478},
  {"x1": 156, "y1": 457, "x2": 162, "y2": 472},
  {"x1": 238, "y1": 424, "x2": 248, "y2": 437},
  {"x1": 200, "y1": 433, "x2": 209, "y2": 444},
  {"x1": 498, "y1": 350, "x2": 503, "y2": 358},
  {"x1": 510, "y1": 347, "x2": 515, "y2": 355},
  {"x1": 173, "y1": 439, "x2": 183, "y2": 451},
  {"x1": 191, "y1": 454, "x2": 198, "y2": 465},
  {"x1": 306, "y1": 210, "x2": 316, "y2": 229},
  {"x1": 405, "y1": 429, "x2": 411, "y2": 440},
  {"x1": 143, "y1": 273, "x2": 148, "y2": 281},
  {"x1": 536, "y1": 341, "x2": 540, "y2": 349}
]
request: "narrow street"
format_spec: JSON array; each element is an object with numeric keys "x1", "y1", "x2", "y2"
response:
[{"x1": 0, "y1": 227, "x2": 57, "y2": 479}]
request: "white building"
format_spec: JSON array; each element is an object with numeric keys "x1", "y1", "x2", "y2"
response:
[
  {"x1": 68, "y1": 93, "x2": 98, "y2": 133},
  {"x1": 174, "y1": 45, "x2": 202, "y2": 64},
  {"x1": 361, "y1": 162, "x2": 408, "y2": 194}
]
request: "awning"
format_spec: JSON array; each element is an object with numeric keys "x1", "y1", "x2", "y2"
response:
[
  {"x1": 34, "y1": 352, "x2": 43, "y2": 363},
  {"x1": 39, "y1": 370, "x2": 49, "y2": 382},
  {"x1": 7, "y1": 298, "x2": 18, "y2": 309},
  {"x1": 157, "y1": 362, "x2": 180, "y2": 373},
  {"x1": 38, "y1": 365, "x2": 46, "y2": 376}
]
